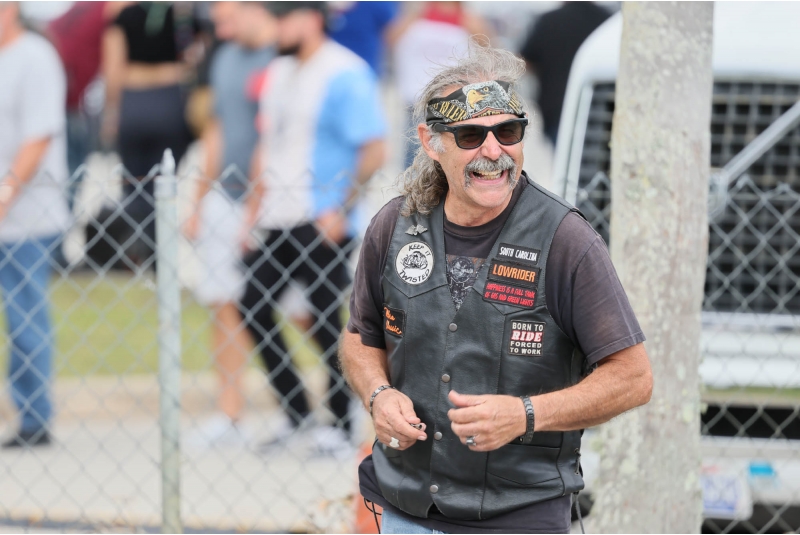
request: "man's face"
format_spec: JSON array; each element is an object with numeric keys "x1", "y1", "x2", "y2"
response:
[
  {"x1": 420, "y1": 112, "x2": 525, "y2": 214},
  {"x1": 210, "y1": 2, "x2": 238, "y2": 42},
  {"x1": 274, "y1": 10, "x2": 316, "y2": 56}
]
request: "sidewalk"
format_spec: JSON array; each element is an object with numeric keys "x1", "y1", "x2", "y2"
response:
[{"x1": 0, "y1": 370, "x2": 362, "y2": 533}]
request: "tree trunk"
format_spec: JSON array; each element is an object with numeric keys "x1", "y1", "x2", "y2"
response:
[{"x1": 589, "y1": 3, "x2": 714, "y2": 533}]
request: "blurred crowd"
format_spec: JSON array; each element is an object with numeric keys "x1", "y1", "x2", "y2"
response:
[{"x1": 0, "y1": 1, "x2": 611, "y2": 451}]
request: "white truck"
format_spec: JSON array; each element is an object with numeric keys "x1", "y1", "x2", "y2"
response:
[{"x1": 553, "y1": 3, "x2": 800, "y2": 532}]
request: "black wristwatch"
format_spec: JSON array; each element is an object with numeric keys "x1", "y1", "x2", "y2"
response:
[{"x1": 518, "y1": 395, "x2": 536, "y2": 444}]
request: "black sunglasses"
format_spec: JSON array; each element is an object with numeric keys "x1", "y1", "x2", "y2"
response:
[{"x1": 431, "y1": 118, "x2": 529, "y2": 150}]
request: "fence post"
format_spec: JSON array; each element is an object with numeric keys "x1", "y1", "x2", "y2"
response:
[{"x1": 156, "y1": 149, "x2": 182, "y2": 533}]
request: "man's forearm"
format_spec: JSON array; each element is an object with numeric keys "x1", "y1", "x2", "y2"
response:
[
  {"x1": 344, "y1": 139, "x2": 386, "y2": 212},
  {"x1": 192, "y1": 120, "x2": 222, "y2": 206},
  {"x1": 1, "y1": 138, "x2": 51, "y2": 207},
  {"x1": 339, "y1": 329, "x2": 391, "y2": 409},
  {"x1": 532, "y1": 343, "x2": 653, "y2": 432}
]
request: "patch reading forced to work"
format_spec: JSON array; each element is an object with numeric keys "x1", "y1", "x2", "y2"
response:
[{"x1": 508, "y1": 321, "x2": 545, "y2": 356}]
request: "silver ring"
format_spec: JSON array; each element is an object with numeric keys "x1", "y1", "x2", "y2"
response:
[
  {"x1": 389, "y1": 437, "x2": 400, "y2": 449},
  {"x1": 466, "y1": 436, "x2": 477, "y2": 447}
]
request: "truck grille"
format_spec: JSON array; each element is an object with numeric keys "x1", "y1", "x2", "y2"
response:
[{"x1": 575, "y1": 81, "x2": 800, "y2": 314}]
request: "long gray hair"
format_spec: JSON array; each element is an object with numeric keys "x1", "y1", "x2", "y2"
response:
[{"x1": 397, "y1": 42, "x2": 528, "y2": 216}]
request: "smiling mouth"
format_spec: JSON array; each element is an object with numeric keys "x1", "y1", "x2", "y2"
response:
[{"x1": 471, "y1": 169, "x2": 507, "y2": 181}]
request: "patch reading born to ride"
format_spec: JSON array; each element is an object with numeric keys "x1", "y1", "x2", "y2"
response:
[
  {"x1": 508, "y1": 321, "x2": 545, "y2": 356},
  {"x1": 383, "y1": 305, "x2": 405, "y2": 337},
  {"x1": 497, "y1": 243, "x2": 540, "y2": 266},
  {"x1": 487, "y1": 260, "x2": 540, "y2": 289},
  {"x1": 482, "y1": 281, "x2": 537, "y2": 308}
]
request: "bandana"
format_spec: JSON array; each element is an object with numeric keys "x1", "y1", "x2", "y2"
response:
[{"x1": 426, "y1": 80, "x2": 525, "y2": 125}]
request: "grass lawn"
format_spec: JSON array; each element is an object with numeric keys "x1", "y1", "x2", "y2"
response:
[{"x1": 0, "y1": 271, "x2": 324, "y2": 377}]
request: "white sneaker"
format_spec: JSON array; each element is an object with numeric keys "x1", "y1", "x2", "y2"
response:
[
  {"x1": 308, "y1": 425, "x2": 354, "y2": 459},
  {"x1": 257, "y1": 413, "x2": 303, "y2": 451},
  {"x1": 186, "y1": 414, "x2": 246, "y2": 450}
]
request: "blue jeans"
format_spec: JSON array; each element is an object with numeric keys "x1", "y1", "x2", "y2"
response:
[
  {"x1": 381, "y1": 508, "x2": 447, "y2": 534},
  {"x1": 0, "y1": 235, "x2": 59, "y2": 433}
]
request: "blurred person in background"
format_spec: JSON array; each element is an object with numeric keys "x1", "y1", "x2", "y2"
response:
[
  {"x1": 519, "y1": 2, "x2": 610, "y2": 146},
  {"x1": 47, "y1": 3, "x2": 127, "y2": 190},
  {"x1": 242, "y1": 1, "x2": 386, "y2": 457},
  {"x1": 183, "y1": 1, "x2": 276, "y2": 449},
  {"x1": 327, "y1": 1, "x2": 399, "y2": 76},
  {"x1": 102, "y1": 2, "x2": 199, "y2": 266},
  {"x1": 0, "y1": 2, "x2": 71, "y2": 448},
  {"x1": 387, "y1": 1, "x2": 491, "y2": 170}
]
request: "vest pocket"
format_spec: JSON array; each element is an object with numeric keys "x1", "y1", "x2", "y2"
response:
[{"x1": 486, "y1": 443, "x2": 561, "y2": 486}]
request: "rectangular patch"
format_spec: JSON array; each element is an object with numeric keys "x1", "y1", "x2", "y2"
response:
[
  {"x1": 508, "y1": 321, "x2": 545, "y2": 356},
  {"x1": 497, "y1": 243, "x2": 541, "y2": 266},
  {"x1": 487, "y1": 260, "x2": 540, "y2": 289},
  {"x1": 482, "y1": 281, "x2": 537, "y2": 309},
  {"x1": 383, "y1": 305, "x2": 406, "y2": 337}
]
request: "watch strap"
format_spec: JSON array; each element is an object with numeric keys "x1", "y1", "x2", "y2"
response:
[{"x1": 519, "y1": 395, "x2": 536, "y2": 444}]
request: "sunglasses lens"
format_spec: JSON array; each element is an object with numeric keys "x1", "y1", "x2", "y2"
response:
[
  {"x1": 496, "y1": 121, "x2": 525, "y2": 145},
  {"x1": 455, "y1": 126, "x2": 485, "y2": 149}
]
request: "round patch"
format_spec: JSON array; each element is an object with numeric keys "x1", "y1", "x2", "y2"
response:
[{"x1": 396, "y1": 242, "x2": 434, "y2": 285}]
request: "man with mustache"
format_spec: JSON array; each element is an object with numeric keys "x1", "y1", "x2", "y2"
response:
[{"x1": 340, "y1": 45, "x2": 653, "y2": 533}]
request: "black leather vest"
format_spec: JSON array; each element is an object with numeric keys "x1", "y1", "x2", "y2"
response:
[{"x1": 374, "y1": 178, "x2": 585, "y2": 520}]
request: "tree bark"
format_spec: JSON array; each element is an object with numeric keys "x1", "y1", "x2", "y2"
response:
[{"x1": 589, "y1": 2, "x2": 714, "y2": 533}]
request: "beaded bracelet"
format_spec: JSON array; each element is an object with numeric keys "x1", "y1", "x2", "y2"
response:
[{"x1": 369, "y1": 385, "x2": 396, "y2": 416}]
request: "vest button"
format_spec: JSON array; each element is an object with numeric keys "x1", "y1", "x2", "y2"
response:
[
  {"x1": 449, "y1": 323, "x2": 458, "y2": 332},
  {"x1": 441, "y1": 374, "x2": 450, "y2": 383},
  {"x1": 434, "y1": 431, "x2": 442, "y2": 440},
  {"x1": 430, "y1": 485, "x2": 439, "y2": 494}
]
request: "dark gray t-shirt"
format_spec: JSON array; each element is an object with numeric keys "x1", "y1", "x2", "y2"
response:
[{"x1": 347, "y1": 178, "x2": 645, "y2": 533}]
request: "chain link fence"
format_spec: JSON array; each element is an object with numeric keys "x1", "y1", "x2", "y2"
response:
[
  {"x1": 0, "y1": 145, "x2": 397, "y2": 533},
  {"x1": 2, "y1": 92, "x2": 798, "y2": 533},
  {"x1": 572, "y1": 82, "x2": 800, "y2": 533}
]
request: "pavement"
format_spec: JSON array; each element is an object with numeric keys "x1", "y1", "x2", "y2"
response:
[{"x1": 0, "y1": 369, "x2": 364, "y2": 534}]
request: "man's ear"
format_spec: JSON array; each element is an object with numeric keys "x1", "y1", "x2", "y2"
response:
[{"x1": 417, "y1": 123, "x2": 441, "y2": 162}]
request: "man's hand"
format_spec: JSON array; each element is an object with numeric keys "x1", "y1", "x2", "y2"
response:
[
  {"x1": 371, "y1": 388, "x2": 427, "y2": 451},
  {"x1": 448, "y1": 390, "x2": 526, "y2": 452},
  {"x1": 315, "y1": 209, "x2": 347, "y2": 246}
]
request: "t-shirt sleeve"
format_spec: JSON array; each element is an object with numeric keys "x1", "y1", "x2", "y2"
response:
[
  {"x1": 20, "y1": 40, "x2": 66, "y2": 143},
  {"x1": 545, "y1": 212, "x2": 646, "y2": 367},
  {"x1": 331, "y1": 67, "x2": 387, "y2": 146},
  {"x1": 346, "y1": 197, "x2": 403, "y2": 348}
]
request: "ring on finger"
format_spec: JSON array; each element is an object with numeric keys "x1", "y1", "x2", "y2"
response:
[
  {"x1": 466, "y1": 435, "x2": 477, "y2": 447},
  {"x1": 389, "y1": 437, "x2": 400, "y2": 449}
]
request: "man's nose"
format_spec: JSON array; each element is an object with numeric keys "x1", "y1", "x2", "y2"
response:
[{"x1": 479, "y1": 131, "x2": 504, "y2": 160}]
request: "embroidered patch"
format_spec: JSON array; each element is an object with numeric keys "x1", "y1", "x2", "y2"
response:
[
  {"x1": 487, "y1": 260, "x2": 540, "y2": 289},
  {"x1": 396, "y1": 242, "x2": 434, "y2": 285},
  {"x1": 482, "y1": 281, "x2": 537, "y2": 308},
  {"x1": 383, "y1": 305, "x2": 406, "y2": 337},
  {"x1": 497, "y1": 243, "x2": 540, "y2": 266},
  {"x1": 508, "y1": 321, "x2": 545, "y2": 356}
]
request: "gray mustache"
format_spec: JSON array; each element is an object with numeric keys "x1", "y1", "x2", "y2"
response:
[{"x1": 465, "y1": 153, "x2": 516, "y2": 175}]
